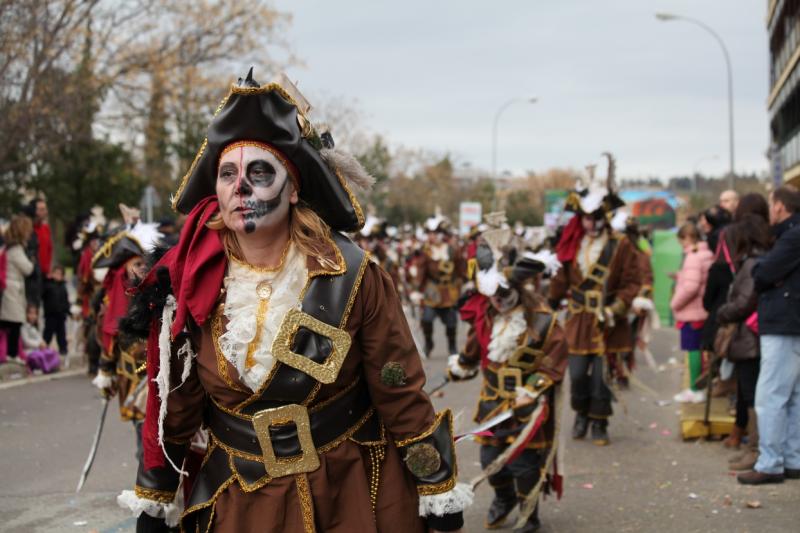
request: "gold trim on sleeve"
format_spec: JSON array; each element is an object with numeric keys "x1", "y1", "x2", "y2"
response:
[
  {"x1": 295, "y1": 473, "x2": 317, "y2": 533},
  {"x1": 134, "y1": 485, "x2": 176, "y2": 504}
]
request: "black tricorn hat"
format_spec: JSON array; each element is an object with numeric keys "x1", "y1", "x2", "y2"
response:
[
  {"x1": 172, "y1": 69, "x2": 372, "y2": 232},
  {"x1": 91, "y1": 230, "x2": 144, "y2": 270},
  {"x1": 91, "y1": 222, "x2": 162, "y2": 270}
]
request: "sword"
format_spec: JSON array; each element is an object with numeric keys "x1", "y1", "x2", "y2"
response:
[
  {"x1": 424, "y1": 374, "x2": 449, "y2": 395},
  {"x1": 456, "y1": 408, "x2": 514, "y2": 443},
  {"x1": 76, "y1": 397, "x2": 110, "y2": 492}
]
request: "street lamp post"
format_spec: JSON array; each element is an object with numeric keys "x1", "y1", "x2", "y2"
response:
[
  {"x1": 656, "y1": 13, "x2": 735, "y2": 190},
  {"x1": 491, "y1": 97, "x2": 538, "y2": 209}
]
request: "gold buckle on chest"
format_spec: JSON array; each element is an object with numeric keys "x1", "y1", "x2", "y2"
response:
[
  {"x1": 118, "y1": 349, "x2": 139, "y2": 380},
  {"x1": 272, "y1": 308, "x2": 352, "y2": 384},
  {"x1": 438, "y1": 260, "x2": 455, "y2": 276},
  {"x1": 497, "y1": 367, "x2": 523, "y2": 399},
  {"x1": 508, "y1": 345, "x2": 546, "y2": 372},
  {"x1": 585, "y1": 263, "x2": 609, "y2": 288},
  {"x1": 252, "y1": 404, "x2": 320, "y2": 478}
]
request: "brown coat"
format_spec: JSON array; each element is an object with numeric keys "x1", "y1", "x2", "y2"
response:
[
  {"x1": 418, "y1": 244, "x2": 465, "y2": 308},
  {"x1": 152, "y1": 244, "x2": 447, "y2": 532},
  {"x1": 549, "y1": 233, "x2": 641, "y2": 355}
]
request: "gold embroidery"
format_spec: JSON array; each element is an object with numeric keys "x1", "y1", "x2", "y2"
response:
[
  {"x1": 332, "y1": 166, "x2": 366, "y2": 229},
  {"x1": 367, "y1": 444, "x2": 386, "y2": 515},
  {"x1": 417, "y1": 477, "x2": 456, "y2": 496},
  {"x1": 181, "y1": 476, "x2": 236, "y2": 520},
  {"x1": 340, "y1": 251, "x2": 370, "y2": 328},
  {"x1": 308, "y1": 376, "x2": 360, "y2": 413},
  {"x1": 134, "y1": 485, "x2": 175, "y2": 503},
  {"x1": 295, "y1": 473, "x2": 317, "y2": 533},
  {"x1": 91, "y1": 230, "x2": 145, "y2": 267},
  {"x1": 245, "y1": 296, "x2": 270, "y2": 370},
  {"x1": 395, "y1": 409, "x2": 451, "y2": 448}
]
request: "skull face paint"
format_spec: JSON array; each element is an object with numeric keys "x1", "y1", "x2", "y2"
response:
[{"x1": 216, "y1": 144, "x2": 297, "y2": 235}]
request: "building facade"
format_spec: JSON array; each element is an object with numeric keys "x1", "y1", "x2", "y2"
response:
[{"x1": 768, "y1": 0, "x2": 800, "y2": 186}]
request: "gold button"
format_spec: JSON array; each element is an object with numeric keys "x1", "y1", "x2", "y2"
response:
[{"x1": 256, "y1": 281, "x2": 273, "y2": 300}]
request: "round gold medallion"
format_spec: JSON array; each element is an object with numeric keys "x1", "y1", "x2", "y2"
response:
[{"x1": 256, "y1": 280, "x2": 273, "y2": 300}]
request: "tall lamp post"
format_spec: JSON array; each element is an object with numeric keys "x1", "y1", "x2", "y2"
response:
[
  {"x1": 656, "y1": 13, "x2": 735, "y2": 190},
  {"x1": 491, "y1": 96, "x2": 538, "y2": 209}
]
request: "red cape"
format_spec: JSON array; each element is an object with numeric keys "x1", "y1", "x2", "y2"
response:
[{"x1": 141, "y1": 197, "x2": 226, "y2": 470}]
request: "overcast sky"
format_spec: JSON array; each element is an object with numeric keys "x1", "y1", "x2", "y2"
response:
[{"x1": 270, "y1": 0, "x2": 769, "y2": 181}]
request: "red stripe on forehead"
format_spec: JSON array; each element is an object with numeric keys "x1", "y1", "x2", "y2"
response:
[{"x1": 218, "y1": 140, "x2": 300, "y2": 186}]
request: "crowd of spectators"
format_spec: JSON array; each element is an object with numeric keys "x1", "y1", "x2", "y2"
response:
[
  {"x1": 0, "y1": 198, "x2": 70, "y2": 374},
  {"x1": 670, "y1": 187, "x2": 800, "y2": 485}
]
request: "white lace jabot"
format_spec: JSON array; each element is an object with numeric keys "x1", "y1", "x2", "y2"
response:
[
  {"x1": 487, "y1": 307, "x2": 527, "y2": 364},
  {"x1": 217, "y1": 245, "x2": 308, "y2": 391}
]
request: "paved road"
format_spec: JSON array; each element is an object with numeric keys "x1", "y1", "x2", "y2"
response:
[{"x1": 1, "y1": 322, "x2": 798, "y2": 532}]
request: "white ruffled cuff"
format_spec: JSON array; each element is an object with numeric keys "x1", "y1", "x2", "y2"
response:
[
  {"x1": 447, "y1": 355, "x2": 473, "y2": 379},
  {"x1": 91, "y1": 372, "x2": 114, "y2": 390},
  {"x1": 632, "y1": 296, "x2": 654, "y2": 312},
  {"x1": 418, "y1": 482, "x2": 474, "y2": 517},
  {"x1": 117, "y1": 489, "x2": 182, "y2": 527}
]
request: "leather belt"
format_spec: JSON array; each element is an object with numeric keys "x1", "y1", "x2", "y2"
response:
[{"x1": 208, "y1": 382, "x2": 372, "y2": 476}]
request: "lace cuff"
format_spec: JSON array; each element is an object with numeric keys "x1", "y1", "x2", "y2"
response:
[{"x1": 117, "y1": 488, "x2": 183, "y2": 527}]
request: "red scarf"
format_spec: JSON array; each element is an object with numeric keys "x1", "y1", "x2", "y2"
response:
[
  {"x1": 100, "y1": 266, "x2": 130, "y2": 353},
  {"x1": 555, "y1": 216, "x2": 585, "y2": 263},
  {"x1": 459, "y1": 293, "x2": 492, "y2": 368},
  {"x1": 141, "y1": 197, "x2": 227, "y2": 470}
]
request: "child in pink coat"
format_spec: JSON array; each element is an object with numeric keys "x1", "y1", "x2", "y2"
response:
[{"x1": 671, "y1": 222, "x2": 714, "y2": 403}]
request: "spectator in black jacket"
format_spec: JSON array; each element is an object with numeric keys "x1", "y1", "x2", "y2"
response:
[
  {"x1": 42, "y1": 265, "x2": 70, "y2": 356},
  {"x1": 739, "y1": 186, "x2": 800, "y2": 485}
]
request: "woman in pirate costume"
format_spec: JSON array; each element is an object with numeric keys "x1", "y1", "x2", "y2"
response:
[
  {"x1": 91, "y1": 220, "x2": 162, "y2": 458},
  {"x1": 548, "y1": 154, "x2": 641, "y2": 446},
  {"x1": 448, "y1": 215, "x2": 567, "y2": 533},
  {"x1": 118, "y1": 71, "x2": 470, "y2": 532}
]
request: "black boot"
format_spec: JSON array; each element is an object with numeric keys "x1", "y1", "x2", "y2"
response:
[
  {"x1": 421, "y1": 322, "x2": 434, "y2": 358},
  {"x1": 591, "y1": 418, "x2": 610, "y2": 446},
  {"x1": 446, "y1": 326, "x2": 458, "y2": 355},
  {"x1": 512, "y1": 503, "x2": 541, "y2": 533},
  {"x1": 572, "y1": 413, "x2": 589, "y2": 440},
  {"x1": 485, "y1": 485, "x2": 516, "y2": 529}
]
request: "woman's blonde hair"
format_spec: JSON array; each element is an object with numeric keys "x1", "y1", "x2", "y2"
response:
[
  {"x1": 4, "y1": 215, "x2": 33, "y2": 246},
  {"x1": 207, "y1": 201, "x2": 335, "y2": 264}
]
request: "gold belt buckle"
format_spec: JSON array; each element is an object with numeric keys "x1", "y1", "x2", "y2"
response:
[
  {"x1": 583, "y1": 289, "x2": 603, "y2": 313},
  {"x1": 252, "y1": 404, "x2": 320, "y2": 478},
  {"x1": 497, "y1": 367, "x2": 523, "y2": 399},
  {"x1": 118, "y1": 349, "x2": 138, "y2": 380}
]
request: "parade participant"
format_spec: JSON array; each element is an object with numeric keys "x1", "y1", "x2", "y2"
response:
[
  {"x1": 418, "y1": 211, "x2": 466, "y2": 358},
  {"x1": 118, "y1": 70, "x2": 470, "y2": 532},
  {"x1": 74, "y1": 208, "x2": 106, "y2": 375},
  {"x1": 91, "y1": 221, "x2": 162, "y2": 459},
  {"x1": 549, "y1": 154, "x2": 640, "y2": 446},
  {"x1": 609, "y1": 211, "x2": 655, "y2": 386},
  {"x1": 360, "y1": 214, "x2": 402, "y2": 291},
  {"x1": 449, "y1": 215, "x2": 566, "y2": 533}
]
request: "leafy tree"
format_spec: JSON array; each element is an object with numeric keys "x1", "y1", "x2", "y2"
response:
[{"x1": 505, "y1": 190, "x2": 542, "y2": 226}]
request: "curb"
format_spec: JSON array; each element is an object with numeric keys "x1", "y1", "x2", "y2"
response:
[{"x1": 0, "y1": 367, "x2": 88, "y2": 391}]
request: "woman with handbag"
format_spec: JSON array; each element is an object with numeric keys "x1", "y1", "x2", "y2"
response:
[
  {"x1": 717, "y1": 217, "x2": 771, "y2": 470},
  {"x1": 671, "y1": 223, "x2": 714, "y2": 403}
]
